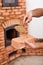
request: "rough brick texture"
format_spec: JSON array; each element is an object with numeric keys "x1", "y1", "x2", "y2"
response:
[{"x1": 0, "y1": 0, "x2": 43, "y2": 65}]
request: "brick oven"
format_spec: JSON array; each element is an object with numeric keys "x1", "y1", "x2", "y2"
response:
[
  {"x1": 2, "y1": 19, "x2": 20, "y2": 47},
  {"x1": 0, "y1": 0, "x2": 43, "y2": 65}
]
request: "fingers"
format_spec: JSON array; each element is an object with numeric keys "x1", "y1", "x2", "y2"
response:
[
  {"x1": 23, "y1": 16, "x2": 30, "y2": 24},
  {"x1": 23, "y1": 15, "x2": 32, "y2": 24},
  {"x1": 23, "y1": 15, "x2": 28, "y2": 23},
  {"x1": 26, "y1": 17, "x2": 32, "y2": 23},
  {"x1": 25, "y1": 18, "x2": 30, "y2": 23},
  {"x1": 23, "y1": 16, "x2": 32, "y2": 24},
  {"x1": 23, "y1": 11, "x2": 32, "y2": 24}
]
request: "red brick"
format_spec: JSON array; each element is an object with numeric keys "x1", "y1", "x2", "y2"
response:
[
  {"x1": 2, "y1": 7, "x2": 11, "y2": 10},
  {"x1": 2, "y1": 12, "x2": 10, "y2": 16},
  {"x1": 18, "y1": 0, "x2": 22, "y2": 2}
]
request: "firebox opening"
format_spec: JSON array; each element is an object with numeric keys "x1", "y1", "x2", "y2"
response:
[
  {"x1": 9, "y1": 51, "x2": 17, "y2": 58},
  {"x1": 4, "y1": 26, "x2": 19, "y2": 47},
  {"x1": 6, "y1": 28, "x2": 19, "y2": 40},
  {"x1": 22, "y1": 48, "x2": 26, "y2": 53}
]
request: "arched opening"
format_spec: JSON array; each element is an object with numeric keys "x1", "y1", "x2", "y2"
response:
[{"x1": 4, "y1": 25, "x2": 19, "y2": 47}]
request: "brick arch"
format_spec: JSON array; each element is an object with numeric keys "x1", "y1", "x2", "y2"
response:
[
  {"x1": 2, "y1": 19, "x2": 20, "y2": 29},
  {"x1": 0, "y1": 19, "x2": 21, "y2": 48}
]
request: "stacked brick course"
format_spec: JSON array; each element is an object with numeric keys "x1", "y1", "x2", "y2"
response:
[
  {"x1": 0, "y1": 0, "x2": 43, "y2": 65},
  {"x1": 0, "y1": 0, "x2": 26, "y2": 21}
]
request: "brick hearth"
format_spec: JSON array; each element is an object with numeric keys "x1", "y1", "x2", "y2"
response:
[{"x1": 0, "y1": 0, "x2": 43, "y2": 65}]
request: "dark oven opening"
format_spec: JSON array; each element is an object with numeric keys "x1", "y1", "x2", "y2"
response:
[
  {"x1": 4, "y1": 25, "x2": 19, "y2": 47},
  {"x1": 2, "y1": 0, "x2": 18, "y2": 7}
]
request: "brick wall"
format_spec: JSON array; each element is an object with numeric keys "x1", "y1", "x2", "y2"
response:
[
  {"x1": 0, "y1": 0, "x2": 26, "y2": 22},
  {"x1": 0, "y1": 0, "x2": 27, "y2": 64}
]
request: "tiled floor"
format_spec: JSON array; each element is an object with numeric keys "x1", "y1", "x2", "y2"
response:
[{"x1": 6, "y1": 56, "x2": 43, "y2": 65}]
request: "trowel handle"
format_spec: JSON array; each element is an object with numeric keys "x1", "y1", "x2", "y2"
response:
[{"x1": 25, "y1": 17, "x2": 28, "y2": 21}]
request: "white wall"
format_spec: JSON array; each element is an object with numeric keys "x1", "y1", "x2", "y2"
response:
[
  {"x1": 26, "y1": 0, "x2": 43, "y2": 38},
  {"x1": 26, "y1": 0, "x2": 43, "y2": 12}
]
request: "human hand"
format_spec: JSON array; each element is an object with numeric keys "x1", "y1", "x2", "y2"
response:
[{"x1": 23, "y1": 11, "x2": 32, "y2": 23}]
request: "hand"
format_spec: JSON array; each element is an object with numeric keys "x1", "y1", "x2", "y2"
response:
[{"x1": 23, "y1": 11, "x2": 32, "y2": 23}]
